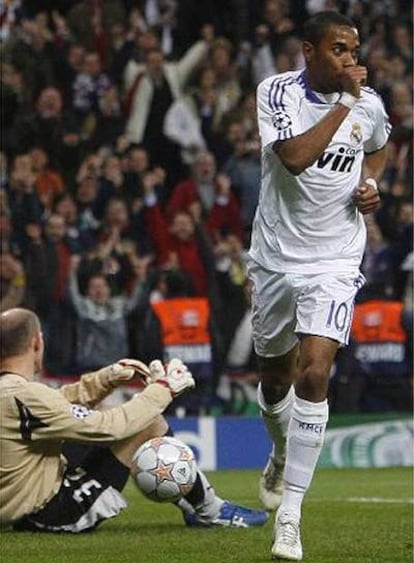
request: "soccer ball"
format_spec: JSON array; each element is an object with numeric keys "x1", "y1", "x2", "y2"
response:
[{"x1": 132, "y1": 436, "x2": 197, "y2": 503}]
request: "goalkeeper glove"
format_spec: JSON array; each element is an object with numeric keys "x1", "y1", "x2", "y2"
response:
[
  {"x1": 103, "y1": 358, "x2": 152, "y2": 387},
  {"x1": 148, "y1": 358, "x2": 196, "y2": 397}
]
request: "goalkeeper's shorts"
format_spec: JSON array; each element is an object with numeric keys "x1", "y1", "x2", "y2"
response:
[{"x1": 13, "y1": 446, "x2": 129, "y2": 533}]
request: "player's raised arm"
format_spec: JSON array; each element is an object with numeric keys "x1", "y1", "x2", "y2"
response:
[
  {"x1": 274, "y1": 102, "x2": 355, "y2": 176},
  {"x1": 269, "y1": 24, "x2": 366, "y2": 175}
]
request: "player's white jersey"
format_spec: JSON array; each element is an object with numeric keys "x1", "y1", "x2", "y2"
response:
[{"x1": 249, "y1": 69, "x2": 391, "y2": 274}]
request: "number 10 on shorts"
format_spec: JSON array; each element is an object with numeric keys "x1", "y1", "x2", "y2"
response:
[{"x1": 326, "y1": 300, "x2": 349, "y2": 332}]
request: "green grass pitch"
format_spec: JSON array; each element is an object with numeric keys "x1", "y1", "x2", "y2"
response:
[{"x1": 1, "y1": 467, "x2": 412, "y2": 563}]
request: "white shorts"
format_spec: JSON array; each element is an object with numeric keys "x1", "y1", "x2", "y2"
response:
[{"x1": 247, "y1": 261, "x2": 365, "y2": 357}]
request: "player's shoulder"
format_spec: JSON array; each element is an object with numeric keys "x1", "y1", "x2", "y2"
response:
[
  {"x1": 257, "y1": 71, "x2": 305, "y2": 111},
  {"x1": 359, "y1": 86, "x2": 387, "y2": 110},
  {"x1": 1, "y1": 378, "x2": 60, "y2": 414},
  {"x1": 257, "y1": 70, "x2": 303, "y2": 94},
  {"x1": 24, "y1": 380, "x2": 62, "y2": 400}
]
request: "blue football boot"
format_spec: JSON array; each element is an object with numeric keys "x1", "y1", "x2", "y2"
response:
[{"x1": 184, "y1": 500, "x2": 269, "y2": 528}]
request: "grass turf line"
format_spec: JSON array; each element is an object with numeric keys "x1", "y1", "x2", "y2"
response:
[{"x1": 0, "y1": 467, "x2": 412, "y2": 563}]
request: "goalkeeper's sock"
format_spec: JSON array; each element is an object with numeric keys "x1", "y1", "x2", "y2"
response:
[
  {"x1": 257, "y1": 383, "x2": 294, "y2": 463},
  {"x1": 280, "y1": 394, "x2": 328, "y2": 518}
]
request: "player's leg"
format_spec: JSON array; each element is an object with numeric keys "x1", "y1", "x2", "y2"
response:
[
  {"x1": 248, "y1": 263, "x2": 299, "y2": 511},
  {"x1": 16, "y1": 419, "x2": 172, "y2": 534},
  {"x1": 111, "y1": 415, "x2": 218, "y2": 519},
  {"x1": 283, "y1": 336, "x2": 336, "y2": 517},
  {"x1": 112, "y1": 415, "x2": 268, "y2": 528},
  {"x1": 157, "y1": 427, "x2": 268, "y2": 528},
  {"x1": 13, "y1": 444, "x2": 132, "y2": 533},
  {"x1": 272, "y1": 271, "x2": 361, "y2": 560},
  {"x1": 110, "y1": 415, "x2": 168, "y2": 467},
  {"x1": 177, "y1": 468, "x2": 268, "y2": 528},
  {"x1": 257, "y1": 349, "x2": 298, "y2": 511},
  {"x1": 272, "y1": 336, "x2": 336, "y2": 560}
]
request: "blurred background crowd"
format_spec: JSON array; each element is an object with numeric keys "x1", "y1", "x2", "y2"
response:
[{"x1": 0, "y1": 0, "x2": 412, "y2": 414}]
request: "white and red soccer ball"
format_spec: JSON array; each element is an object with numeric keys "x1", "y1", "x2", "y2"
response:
[{"x1": 132, "y1": 436, "x2": 197, "y2": 503}]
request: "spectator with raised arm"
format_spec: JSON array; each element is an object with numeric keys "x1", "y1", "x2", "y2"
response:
[
  {"x1": 68, "y1": 254, "x2": 148, "y2": 371},
  {"x1": 143, "y1": 169, "x2": 219, "y2": 298},
  {"x1": 166, "y1": 151, "x2": 244, "y2": 243},
  {"x1": 123, "y1": 24, "x2": 213, "y2": 183}
]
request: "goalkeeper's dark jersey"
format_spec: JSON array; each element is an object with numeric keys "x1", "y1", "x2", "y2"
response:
[{"x1": 0, "y1": 371, "x2": 171, "y2": 525}]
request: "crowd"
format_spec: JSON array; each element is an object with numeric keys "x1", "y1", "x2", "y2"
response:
[{"x1": 0, "y1": 0, "x2": 412, "y2": 413}]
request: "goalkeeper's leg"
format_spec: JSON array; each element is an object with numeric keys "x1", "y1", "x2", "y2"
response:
[
  {"x1": 176, "y1": 471, "x2": 268, "y2": 528},
  {"x1": 162, "y1": 428, "x2": 268, "y2": 528},
  {"x1": 114, "y1": 416, "x2": 268, "y2": 528}
]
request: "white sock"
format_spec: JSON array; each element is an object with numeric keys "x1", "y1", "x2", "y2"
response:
[
  {"x1": 176, "y1": 470, "x2": 223, "y2": 520},
  {"x1": 176, "y1": 497, "x2": 195, "y2": 515},
  {"x1": 258, "y1": 383, "x2": 295, "y2": 463},
  {"x1": 280, "y1": 394, "x2": 329, "y2": 518}
]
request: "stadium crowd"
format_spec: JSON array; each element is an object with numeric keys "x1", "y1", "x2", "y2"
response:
[{"x1": 0, "y1": 0, "x2": 412, "y2": 413}]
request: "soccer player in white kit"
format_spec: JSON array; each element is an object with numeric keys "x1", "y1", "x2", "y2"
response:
[{"x1": 248, "y1": 11, "x2": 391, "y2": 561}]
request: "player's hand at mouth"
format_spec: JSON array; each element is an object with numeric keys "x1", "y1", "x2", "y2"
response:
[{"x1": 339, "y1": 65, "x2": 367, "y2": 97}]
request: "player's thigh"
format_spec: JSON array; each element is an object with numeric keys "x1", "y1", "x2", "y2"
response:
[
  {"x1": 257, "y1": 345, "x2": 299, "y2": 403},
  {"x1": 296, "y1": 271, "x2": 365, "y2": 345},
  {"x1": 111, "y1": 414, "x2": 168, "y2": 468},
  {"x1": 248, "y1": 262, "x2": 299, "y2": 357}
]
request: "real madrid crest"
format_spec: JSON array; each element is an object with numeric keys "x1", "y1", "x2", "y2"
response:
[{"x1": 350, "y1": 122, "x2": 362, "y2": 145}]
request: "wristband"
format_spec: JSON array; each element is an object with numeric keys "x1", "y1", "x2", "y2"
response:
[
  {"x1": 338, "y1": 92, "x2": 357, "y2": 110},
  {"x1": 364, "y1": 178, "x2": 378, "y2": 191}
]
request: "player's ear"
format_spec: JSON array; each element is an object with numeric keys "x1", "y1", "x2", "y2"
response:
[
  {"x1": 33, "y1": 331, "x2": 44, "y2": 353},
  {"x1": 302, "y1": 41, "x2": 314, "y2": 64}
]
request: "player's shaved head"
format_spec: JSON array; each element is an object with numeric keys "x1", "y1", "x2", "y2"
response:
[{"x1": 0, "y1": 308, "x2": 41, "y2": 359}]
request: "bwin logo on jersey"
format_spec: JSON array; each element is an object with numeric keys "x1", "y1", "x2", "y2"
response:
[
  {"x1": 317, "y1": 146, "x2": 357, "y2": 173},
  {"x1": 272, "y1": 111, "x2": 292, "y2": 130}
]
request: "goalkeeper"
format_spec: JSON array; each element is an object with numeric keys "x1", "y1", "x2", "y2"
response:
[{"x1": 0, "y1": 308, "x2": 268, "y2": 532}]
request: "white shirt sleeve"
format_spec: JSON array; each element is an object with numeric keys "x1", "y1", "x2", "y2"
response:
[
  {"x1": 257, "y1": 74, "x2": 304, "y2": 151},
  {"x1": 363, "y1": 93, "x2": 392, "y2": 154},
  {"x1": 164, "y1": 98, "x2": 205, "y2": 149}
]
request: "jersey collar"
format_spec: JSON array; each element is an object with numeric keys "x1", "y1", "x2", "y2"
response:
[{"x1": 299, "y1": 70, "x2": 341, "y2": 105}]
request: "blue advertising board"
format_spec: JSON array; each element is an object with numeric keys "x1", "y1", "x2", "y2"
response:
[
  {"x1": 168, "y1": 416, "x2": 413, "y2": 470},
  {"x1": 169, "y1": 416, "x2": 272, "y2": 471}
]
